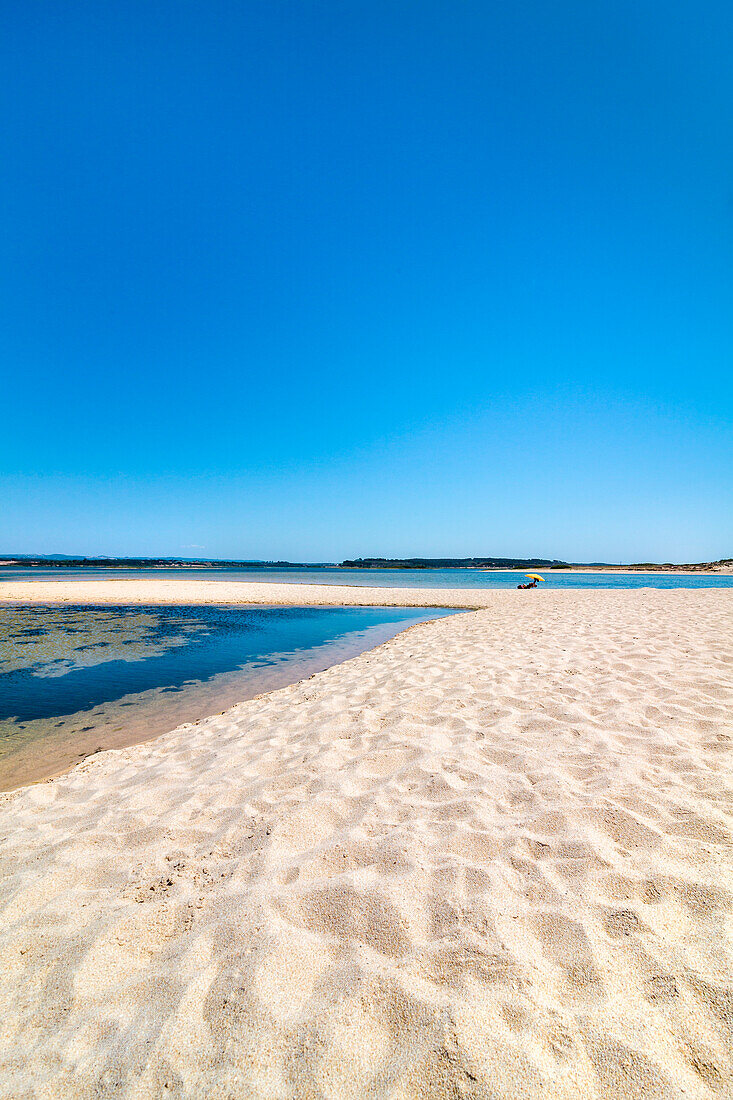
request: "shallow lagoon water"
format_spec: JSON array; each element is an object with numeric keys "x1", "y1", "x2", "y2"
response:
[
  {"x1": 0, "y1": 603, "x2": 457, "y2": 790},
  {"x1": 2, "y1": 565, "x2": 732, "y2": 588}
]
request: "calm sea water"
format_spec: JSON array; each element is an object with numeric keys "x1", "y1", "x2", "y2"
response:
[
  {"x1": 2, "y1": 566, "x2": 732, "y2": 589},
  {"x1": 0, "y1": 603, "x2": 457, "y2": 790}
]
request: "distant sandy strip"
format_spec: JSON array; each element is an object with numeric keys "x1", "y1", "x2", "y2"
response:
[
  {"x1": 0, "y1": 577, "x2": 509, "y2": 609},
  {"x1": 0, "y1": 588, "x2": 732, "y2": 1098}
]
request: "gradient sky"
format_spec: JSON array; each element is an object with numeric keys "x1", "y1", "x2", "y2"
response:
[{"x1": 2, "y1": 1, "x2": 731, "y2": 562}]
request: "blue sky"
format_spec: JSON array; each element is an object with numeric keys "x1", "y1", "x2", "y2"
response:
[{"x1": 1, "y1": 1, "x2": 731, "y2": 562}]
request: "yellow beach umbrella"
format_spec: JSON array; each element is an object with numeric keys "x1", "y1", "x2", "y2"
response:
[{"x1": 525, "y1": 573, "x2": 545, "y2": 582}]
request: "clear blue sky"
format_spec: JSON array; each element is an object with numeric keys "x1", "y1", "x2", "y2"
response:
[{"x1": 2, "y1": 1, "x2": 731, "y2": 562}]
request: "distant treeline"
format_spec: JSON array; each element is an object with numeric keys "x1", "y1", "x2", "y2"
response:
[
  {"x1": 0, "y1": 557, "x2": 312, "y2": 569},
  {"x1": 3, "y1": 555, "x2": 729, "y2": 572},
  {"x1": 340, "y1": 557, "x2": 732, "y2": 571},
  {"x1": 339, "y1": 557, "x2": 570, "y2": 569}
]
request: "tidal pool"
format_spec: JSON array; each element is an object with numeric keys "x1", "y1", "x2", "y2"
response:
[{"x1": 0, "y1": 603, "x2": 458, "y2": 790}]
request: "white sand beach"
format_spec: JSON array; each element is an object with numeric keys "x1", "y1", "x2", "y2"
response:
[{"x1": 0, "y1": 586, "x2": 731, "y2": 1098}]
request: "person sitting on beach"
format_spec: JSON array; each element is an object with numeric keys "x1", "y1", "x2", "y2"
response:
[{"x1": 517, "y1": 580, "x2": 537, "y2": 589}]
